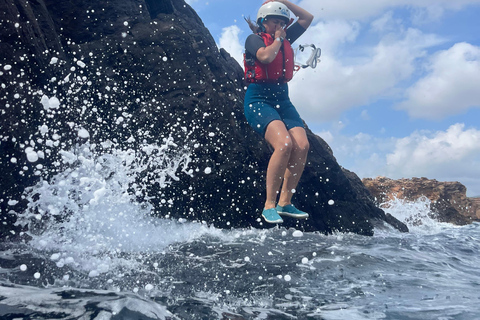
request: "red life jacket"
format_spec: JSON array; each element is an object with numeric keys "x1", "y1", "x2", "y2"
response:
[{"x1": 244, "y1": 33, "x2": 295, "y2": 83}]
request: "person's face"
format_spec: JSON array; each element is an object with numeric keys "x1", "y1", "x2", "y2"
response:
[{"x1": 262, "y1": 17, "x2": 286, "y2": 34}]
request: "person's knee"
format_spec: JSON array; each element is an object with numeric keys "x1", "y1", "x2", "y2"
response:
[
  {"x1": 272, "y1": 134, "x2": 293, "y2": 155},
  {"x1": 294, "y1": 137, "x2": 309, "y2": 154},
  {"x1": 279, "y1": 136, "x2": 293, "y2": 154},
  {"x1": 300, "y1": 137, "x2": 310, "y2": 151}
]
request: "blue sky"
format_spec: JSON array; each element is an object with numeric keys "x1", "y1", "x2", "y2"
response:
[{"x1": 187, "y1": 0, "x2": 480, "y2": 197}]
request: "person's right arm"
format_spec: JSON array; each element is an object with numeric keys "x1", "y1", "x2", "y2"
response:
[{"x1": 255, "y1": 26, "x2": 286, "y2": 64}]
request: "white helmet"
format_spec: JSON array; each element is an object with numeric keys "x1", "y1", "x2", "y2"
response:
[{"x1": 257, "y1": 1, "x2": 290, "y2": 25}]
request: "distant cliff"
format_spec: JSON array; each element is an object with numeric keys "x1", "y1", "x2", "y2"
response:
[
  {"x1": 472, "y1": 197, "x2": 480, "y2": 210},
  {"x1": 0, "y1": 0, "x2": 407, "y2": 239},
  {"x1": 363, "y1": 177, "x2": 480, "y2": 225}
]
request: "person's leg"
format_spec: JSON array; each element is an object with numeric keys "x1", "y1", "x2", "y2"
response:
[
  {"x1": 264, "y1": 120, "x2": 293, "y2": 209},
  {"x1": 278, "y1": 126, "x2": 309, "y2": 207}
]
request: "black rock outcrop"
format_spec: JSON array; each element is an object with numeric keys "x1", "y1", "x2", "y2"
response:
[{"x1": 0, "y1": 0, "x2": 407, "y2": 240}]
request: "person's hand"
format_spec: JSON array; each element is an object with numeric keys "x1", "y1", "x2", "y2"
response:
[{"x1": 274, "y1": 25, "x2": 286, "y2": 39}]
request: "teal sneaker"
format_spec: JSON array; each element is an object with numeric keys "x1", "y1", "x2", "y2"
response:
[
  {"x1": 262, "y1": 208, "x2": 283, "y2": 224},
  {"x1": 276, "y1": 204, "x2": 309, "y2": 219}
]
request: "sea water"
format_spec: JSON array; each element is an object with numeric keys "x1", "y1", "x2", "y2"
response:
[{"x1": 2, "y1": 59, "x2": 480, "y2": 319}]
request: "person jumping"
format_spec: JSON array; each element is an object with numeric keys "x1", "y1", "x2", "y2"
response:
[{"x1": 244, "y1": 1, "x2": 314, "y2": 224}]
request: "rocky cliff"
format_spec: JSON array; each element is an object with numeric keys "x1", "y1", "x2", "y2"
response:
[
  {"x1": 472, "y1": 197, "x2": 480, "y2": 210},
  {"x1": 363, "y1": 177, "x2": 480, "y2": 225},
  {"x1": 0, "y1": 0, "x2": 407, "y2": 239}
]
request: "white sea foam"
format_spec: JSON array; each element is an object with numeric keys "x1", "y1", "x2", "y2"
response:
[
  {"x1": 378, "y1": 196, "x2": 456, "y2": 234},
  {"x1": 0, "y1": 284, "x2": 175, "y2": 319}
]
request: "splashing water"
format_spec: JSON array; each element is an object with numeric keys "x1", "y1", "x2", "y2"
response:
[
  {"x1": 3, "y1": 54, "x2": 226, "y2": 287},
  {"x1": 378, "y1": 196, "x2": 455, "y2": 234},
  {"x1": 14, "y1": 138, "x2": 223, "y2": 279}
]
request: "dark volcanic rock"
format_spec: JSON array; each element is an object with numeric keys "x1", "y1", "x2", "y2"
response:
[
  {"x1": 363, "y1": 177, "x2": 480, "y2": 225},
  {"x1": 0, "y1": 0, "x2": 407, "y2": 240}
]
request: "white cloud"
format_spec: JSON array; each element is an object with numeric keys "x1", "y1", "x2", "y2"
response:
[
  {"x1": 298, "y1": 0, "x2": 480, "y2": 21},
  {"x1": 386, "y1": 123, "x2": 480, "y2": 175},
  {"x1": 360, "y1": 109, "x2": 370, "y2": 120},
  {"x1": 371, "y1": 11, "x2": 403, "y2": 33},
  {"x1": 396, "y1": 42, "x2": 480, "y2": 120},
  {"x1": 218, "y1": 25, "x2": 244, "y2": 67},
  {"x1": 299, "y1": 0, "x2": 390, "y2": 20},
  {"x1": 410, "y1": 5, "x2": 445, "y2": 25},
  {"x1": 321, "y1": 123, "x2": 480, "y2": 196},
  {"x1": 290, "y1": 24, "x2": 443, "y2": 123},
  {"x1": 296, "y1": 19, "x2": 360, "y2": 53}
]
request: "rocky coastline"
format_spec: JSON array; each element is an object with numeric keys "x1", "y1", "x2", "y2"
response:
[{"x1": 363, "y1": 177, "x2": 480, "y2": 225}]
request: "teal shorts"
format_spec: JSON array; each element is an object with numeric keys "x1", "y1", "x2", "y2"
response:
[{"x1": 244, "y1": 83, "x2": 304, "y2": 136}]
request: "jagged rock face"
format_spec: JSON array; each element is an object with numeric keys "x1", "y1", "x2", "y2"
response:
[
  {"x1": 472, "y1": 198, "x2": 480, "y2": 211},
  {"x1": 363, "y1": 177, "x2": 480, "y2": 225},
  {"x1": 0, "y1": 0, "x2": 407, "y2": 239}
]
